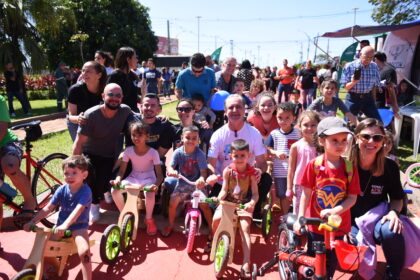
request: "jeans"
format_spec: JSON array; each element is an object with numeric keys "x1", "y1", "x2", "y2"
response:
[
  {"x1": 301, "y1": 87, "x2": 316, "y2": 109},
  {"x1": 345, "y1": 93, "x2": 382, "y2": 122},
  {"x1": 350, "y1": 220, "x2": 405, "y2": 278},
  {"x1": 163, "y1": 81, "x2": 171, "y2": 97},
  {"x1": 66, "y1": 116, "x2": 78, "y2": 142},
  {"x1": 6, "y1": 90, "x2": 30, "y2": 114},
  {"x1": 278, "y1": 83, "x2": 292, "y2": 103}
]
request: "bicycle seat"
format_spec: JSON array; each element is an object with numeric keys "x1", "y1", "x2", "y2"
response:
[
  {"x1": 285, "y1": 214, "x2": 298, "y2": 231},
  {"x1": 11, "y1": 120, "x2": 41, "y2": 131}
]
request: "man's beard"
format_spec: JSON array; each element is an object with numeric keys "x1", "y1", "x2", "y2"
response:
[{"x1": 105, "y1": 102, "x2": 120, "y2": 110}]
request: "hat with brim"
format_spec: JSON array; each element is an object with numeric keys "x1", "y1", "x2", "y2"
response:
[{"x1": 317, "y1": 116, "x2": 351, "y2": 136}]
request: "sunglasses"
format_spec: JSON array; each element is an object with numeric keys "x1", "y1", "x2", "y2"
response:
[
  {"x1": 106, "y1": 92, "x2": 123, "y2": 98},
  {"x1": 358, "y1": 134, "x2": 385, "y2": 142},
  {"x1": 176, "y1": 107, "x2": 193, "y2": 113},
  {"x1": 192, "y1": 68, "x2": 204, "y2": 74}
]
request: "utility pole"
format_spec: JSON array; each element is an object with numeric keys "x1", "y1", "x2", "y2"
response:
[
  {"x1": 230, "y1": 40, "x2": 233, "y2": 56},
  {"x1": 214, "y1": 36, "x2": 217, "y2": 49},
  {"x1": 313, "y1": 34, "x2": 318, "y2": 62},
  {"x1": 306, "y1": 38, "x2": 310, "y2": 61},
  {"x1": 351, "y1": 8, "x2": 359, "y2": 40},
  {"x1": 327, "y1": 39, "x2": 330, "y2": 55},
  {"x1": 299, "y1": 42, "x2": 303, "y2": 63},
  {"x1": 167, "y1": 20, "x2": 171, "y2": 55},
  {"x1": 196, "y1": 16, "x2": 201, "y2": 52},
  {"x1": 257, "y1": 45, "x2": 261, "y2": 66}
]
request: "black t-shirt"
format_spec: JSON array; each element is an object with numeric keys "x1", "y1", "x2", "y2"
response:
[
  {"x1": 377, "y1": 64, "x2": 397, "y2": 106},
  {"x1": 300, "y1": 68, "x2": 316, "y2": 89},
  {"x1": 269, "y1": 72, "x2": 279, "y2": 92},
  {"x1": 145, "y1": 118, "x2": 175, "y2": 151},
  {"x1": 67, "y1": 83, "x2": 102, "y2": 114},
  {"x1": 107, "y1": 70, "x2": 139, "y2": 112},
  {"x1": 172, "y1": 122, "x2": 213, "y2": 150},
  {"x1": 351, "y1": 158, "x2": 405, "y2": 224},
  {"x1": 4, "y1": 70, "x2": 19, "y2": 91}
]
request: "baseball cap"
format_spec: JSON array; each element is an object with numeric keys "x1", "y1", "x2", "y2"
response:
[{"x1": 317, "y1": 117, "x2": 351, "y2": 136}]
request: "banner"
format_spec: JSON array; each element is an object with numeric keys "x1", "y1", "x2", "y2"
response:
[
  {"x1": 155, "y1": 36, "x2": 179, "y2": 55},
  {"x1": 210, "y1": 47, "x2": 222, "y2": 62},
  {"x1": 337, "y1": 42, "x2": 358, "y2": 82}
]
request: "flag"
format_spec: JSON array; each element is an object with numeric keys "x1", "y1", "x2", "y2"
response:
[
  {"x1": 210, "y1": 47, "x2": 222, "y2": 62},
  {"x1": 337, "y1": 42, "x2": 358, "y2": 82}
]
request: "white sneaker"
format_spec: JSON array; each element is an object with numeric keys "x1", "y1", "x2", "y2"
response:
[
  {"x1": 90, "y1": 204, "x2": 100, "y2": 223},
  {"x1": 104, "y1": 191, "x2": 113, "y2": 204}
]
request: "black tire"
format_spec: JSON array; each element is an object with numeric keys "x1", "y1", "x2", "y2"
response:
[
  {"x1": 214, "y1": 233, "x2": 230, "y2": 279},
  {"x1": 261, "y1": 204, "x2": 272, "y2": 239},
  {"x1": 120, "y1": 214, "x2": 134, "y2": 252},
  {"x1": 277, "y1": 223, "x2": 298, "y2": 280},
  {"x1": 100, "y1": 224, "x2": 121, "y2": 265},
  {"x1": 12, "y1": 268, "x2": 36, "y2": 280},
  {"x1": 31, "y1": 153, "x2": 67, "y2": 227}
]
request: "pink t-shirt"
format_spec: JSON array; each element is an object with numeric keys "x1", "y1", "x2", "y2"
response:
[{"x1": 293, "y1": 139, "x2": 317, "y2": 185}]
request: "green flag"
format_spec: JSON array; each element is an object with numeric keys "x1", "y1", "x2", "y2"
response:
[
  {"x1": 337, "y1": 42, "x2": 358, "y2": 82},
  {"x1": 210, "y1": 47, "x2": 222, "y2": 62}
]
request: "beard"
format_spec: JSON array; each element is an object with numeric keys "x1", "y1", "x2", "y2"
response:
[{"x1": 105, "y1": 102, "x2": 120, "y2": 110}]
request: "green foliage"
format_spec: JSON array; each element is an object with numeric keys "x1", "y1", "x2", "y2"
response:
[
  {"x1": 368, "y1": 0, "x2": 420, "y2": 25},
  {"x1": 42, "y1": 0, "x2": 158, "y2": 69}
]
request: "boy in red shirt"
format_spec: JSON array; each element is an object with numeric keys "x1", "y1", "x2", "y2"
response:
[{"x1": 293, "y1": 117, "x2": 360, "y2": 279}]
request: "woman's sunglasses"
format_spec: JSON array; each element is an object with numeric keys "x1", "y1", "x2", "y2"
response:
[
  {"x1": 176, "y1": 107, "x2": 193, "y2": 113},
  {"x1": 358, "y1": 134, "x2": 385, "y2": 142}
]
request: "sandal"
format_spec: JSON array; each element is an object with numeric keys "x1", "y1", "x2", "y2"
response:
[
  {"x1": 14, "y1": 209, "x2": 36, "y2": 229},
  {"x1": 240, "y1": 264, "x2": 252, "y2": 279},
  {"x1": 161, "y1": 226, "x2": 173, "y2": 238},
  {"x1": 145, "y1": 218, "x2": 157, "y2": 236},
  {"x1": 204, "y1": 236, "x2": 213, "y2": 253}
]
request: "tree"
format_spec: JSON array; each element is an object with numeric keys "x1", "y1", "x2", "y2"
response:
[
  {"x1": 42, "y1": 0, "x2": 157, "y2": 69},
  {"x1": 369, "y1": 0, "x2": 420, "y2": 25}
]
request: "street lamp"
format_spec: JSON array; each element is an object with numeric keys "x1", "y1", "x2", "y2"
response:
[{"x1": 196, "y1": 16, "x2": 202, "y2": 52}]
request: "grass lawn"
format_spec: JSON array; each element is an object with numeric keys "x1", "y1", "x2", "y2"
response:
[{"x1": 10, "y1": 99, "x2": 58, "y2": 120}]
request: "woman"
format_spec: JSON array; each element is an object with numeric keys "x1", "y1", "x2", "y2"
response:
[
  {"x1": 247, "y1": 92, "x2": 278, "y2": 141},
  {"x1": 349, "y1": 118, "x2": 418, "y2": 280},
  {"x1": 237, "y1": 59, "x2": 254, "y2": 91},
  {"x1": 67, "y1": 61, "x2": 107, "y2": 141},
  {"x1": 94, "y1": 50, "x2": 114, "y2": 75},
  {"x1": 107, "y1": 47, "x2": 140, "y2": 112}
]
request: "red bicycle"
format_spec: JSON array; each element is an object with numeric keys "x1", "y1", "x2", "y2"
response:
[
  {"x1": 7, "y1": 120, "x2": 67, "y2": 228},
  {"x1": 252, "y1": 214, "x2": 367, "y2": 280}
]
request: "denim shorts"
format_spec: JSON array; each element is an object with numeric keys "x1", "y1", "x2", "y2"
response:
[{"x1": 274, "y1": 177, "x2": 287, "y2": 198}]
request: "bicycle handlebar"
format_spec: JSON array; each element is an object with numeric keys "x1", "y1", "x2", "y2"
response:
[
  {"x1": 204, "y1": 198, "x2": 245, "y2": 209},
  {"x1": 29, "y1": 225, "x2": 72, "y2": 237},
  {"x1": 113, "y1": 185, "x2": 156, "y2": 192}
]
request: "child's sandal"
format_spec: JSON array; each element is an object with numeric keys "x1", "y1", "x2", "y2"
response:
[
  {"x1": 145, "y1": 218, "x2": 157, "y2": 236},
  {"x1": 240, "y1": 264, "x2": 252, "y2": 279}
]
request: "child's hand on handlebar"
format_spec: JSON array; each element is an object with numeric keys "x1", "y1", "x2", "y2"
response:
[
  {"x1": 320, "y1": 208, "x2": 336, "y2": 219},
  {"x1": 293, "y1": 220, "x2": 304, "y2": 235},
  {"x1": 53, "y1": 225, "x2": 69, "y2": 237},
  {"x1": 243, "y1": 202, "x2": 255, "y2": 212},
  {"x1": 167, "y1": 170, "x2": 179, "y2": 178},
  {"x1": 110, "y1": 178, "x2": 120, "y2": 187},
  {"x1": 147, "y1": 184, "x2": 158, "y2": 192},
  {"x1": 195, "y1": 177, "x2": 205, "y2": 189}
]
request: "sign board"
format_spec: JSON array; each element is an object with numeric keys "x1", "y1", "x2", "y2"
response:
[{"x1": 155, "y1": 36, "x2": 179, "y2": 55}]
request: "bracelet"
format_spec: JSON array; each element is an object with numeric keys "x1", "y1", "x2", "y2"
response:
[{"x1": 391, "y1": 209, "x2": 400, "y2": 217}]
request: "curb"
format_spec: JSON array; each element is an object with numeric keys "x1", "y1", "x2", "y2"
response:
[{"x1": 10, "y1": 112, "x2": 66, "y2": 126}]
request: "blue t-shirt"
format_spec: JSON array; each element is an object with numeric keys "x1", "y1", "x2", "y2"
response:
[
  {"x1": 143, "y1": 68, "x2": 162, "y2": 94},
  {"x1": 175, "y1": 67, "x2": 216, "y2": 102},
  {"x1": 51, "y1": 183, "x2": 92, "y2": 230},
  {"x1": 171, "y1": 146, "x2": 207, "y2": 183}
]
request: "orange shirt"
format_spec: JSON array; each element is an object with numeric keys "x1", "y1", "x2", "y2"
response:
[{"x1": 277, "y1": 67, "x2": 294, "y2": 85}]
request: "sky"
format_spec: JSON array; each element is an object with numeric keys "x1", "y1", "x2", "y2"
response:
[{"x1": 140, "y1": 0, "x2": 380, "y2": 67}]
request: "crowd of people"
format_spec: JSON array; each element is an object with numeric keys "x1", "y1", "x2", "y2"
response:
[{"x1": 1, "y1": 44, "x2": 419, "y2": 280}]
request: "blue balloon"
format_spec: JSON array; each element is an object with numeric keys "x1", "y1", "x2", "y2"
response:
[
  {"x1": 210, "y1": 90, "x2": 230, "y2": 111},
  {"x1": 378, "y1": 108, "x2": 394, "y2": 127}
]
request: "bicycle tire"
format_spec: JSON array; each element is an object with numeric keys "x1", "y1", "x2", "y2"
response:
[
  {"x1": 406, "y1": 163, "x2": 420, "y2": 188},
  {"x1": 261, "y1": 204, "x2": 272, "y2": 239},
  {"x1": 120, "y1": 214, "x2": 134, "y2": 252},
  {"x1": 186, "y1": 218, "x2": 197, "y2": 253},
  {"x1": 214, "y1": 233, "x2": 230, "y2": 279},
  {"x1": 11, "y1": 268, "x2": 36, "y2": 280},
  {"x1": 31, "y1": 153, "x2": 67, "y2": 227},
  {"x1": 277, "y1": 223, "x2": 298, "y2": 280},
  {"x1": 100, "y1": 224, "x2": 121, "y2": 265}
]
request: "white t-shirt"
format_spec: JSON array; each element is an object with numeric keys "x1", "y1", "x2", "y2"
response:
[
  {"x1": 208, "y1": 122, "x2": 266, "y2": 175},
  {"x1": 122, "y1": 146, "x2": 160, "y2": 173}
]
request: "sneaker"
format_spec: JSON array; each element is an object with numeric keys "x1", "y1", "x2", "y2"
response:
[
  {"x1": 145, "y1": 218, "x2": 157, "y2": 236},
  {"x1": 10, "y1": 113, "x2": 16, "y2": 118},
  {"x1": 24, "y1": 112, "x2": 32, "y2": 116},
  {"x1": 90, "y1": 204, "x2": 100, "y2": 223},
  {"x1": 104, "y1": 191, "x2": 113, "y2": 204}
]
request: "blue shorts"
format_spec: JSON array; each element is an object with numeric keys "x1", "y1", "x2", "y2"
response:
[{"x1": 274, "y1": 177, "x2": 287, "y2": 198}]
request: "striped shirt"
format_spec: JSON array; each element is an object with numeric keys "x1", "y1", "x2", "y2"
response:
[
  {"x1": 265, "y1": 128, "x2": 300, "y2": 178},
  {"x1": 340, "y1": 60, "x2": 380, "y2": 94}
]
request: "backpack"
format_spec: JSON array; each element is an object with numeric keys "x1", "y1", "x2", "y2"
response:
[{"x1": 313, "y1": 155, "x2": 354, "y2": 183}]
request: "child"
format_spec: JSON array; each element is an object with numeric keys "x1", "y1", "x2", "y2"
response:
[
  {"x1": 233, "y1": 78, "x2": 252, "y2": 107},
  {"x1": 308, "y1": 79, "x2": 357, "y2": 124},
  {"x1": 384, "y1": 130, "x2": 399, "y2": 166},
  {"x1": 24, "y1": 155, "x2": 93, "y2": 280},
  {"x1": 247, "y1": 92, "x2": 278, "y2": 141},
  {"x1": 293, "y1": 117, "x2": 360, "y2": 279},
  {"x1": 192, "y1": 93, "x2": 216, "y2": 129},
  {"x1": 246, "y1": 79, "x2": 265, "y2": 108},
  {"x1": 212, "y1": 139, "x2": 259, "y2": 278},
  {"x1": 289, "y1": 89, "x2": 303, "y2": 120},
  {"x1": 265, "y1": 102, "x2": 300, "y2": 215},
  {"x1": 287, "y1": 110, "x2": 320, "y2": 215},
  {"x1": 162, "y1": 126, "x2": 213, "y2": 239},
  {"x1": 110, "y1": 121, "x2": 163, "y2": 236}
]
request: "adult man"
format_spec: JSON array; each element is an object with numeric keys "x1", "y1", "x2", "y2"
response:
[
  {"x1": 206, "y1": 55, "x2": 221, "y2": 72},
  {"x1": 354, "y1": 40, "x2": 370, "y2": 60},
  {"x1": 207, "y1": 94, "x2": 271, "y2": 219},
  {"x1": 276, "y1": 59, "x2": 295, "y2": 102},
  {"x1": 4, "y1": 63, "x2": 30, "y2": 117},
  {"x1": 299, "y1": 60, "x2": 318, "y2": 108},
  {"x1": 0, "y1": 95, "x2": 35, "y2": 220},
  {"x1": 374, "y1": 52, "x2": 399, "y2": 117},
  {"x1": 143, "y1": 58, "x2": 162, "y2": 95},
  {"x1": 269, "y1": 66, "x2": 279, "y2": 92},
  {"x1": 175, "y1": 53, "x2": 217, "y2": 102},
  {"x1": 72, "y1": 83, "x2": 135, "y2": 222},
  {"x1": 54, "y1": 62, "x2": 69, "y2": 112},
  {"x1": 215, "y1": 57, "x2": 237, "y2": 92},
  {"x1": 341, "y1": 46, "x2": 382, "y2": 121}
]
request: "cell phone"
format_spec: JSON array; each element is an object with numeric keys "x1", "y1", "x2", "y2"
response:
[{"x1": 354, "y1": 68, "x2": 362, "y2": 80}]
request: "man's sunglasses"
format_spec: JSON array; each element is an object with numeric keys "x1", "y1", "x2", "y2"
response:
[
  {"x1": 106, "y1": 92, "x2": 123, "y2": 98},
  {"x1": 358, "y1": 134, "x2": 385, "y2": 142},
  {"x1": 176, "y1": 107, "x2": 193, "y2": 113}
]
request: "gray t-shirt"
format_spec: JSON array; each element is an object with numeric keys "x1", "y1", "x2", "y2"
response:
[
  {"x1": 308, "y1": 96, "x2": 349, "y2": 117},
  {"x1": 78, "y1": 104, "x2": 134, "y2": 157}
]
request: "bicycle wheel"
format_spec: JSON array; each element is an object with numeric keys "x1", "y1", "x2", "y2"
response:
[
  {"x1": 214, "y1": 233, "x2": 230, "y2": 278},
  {"x1": 11, "y1": 268, "x2": 36, "y2": 280},
  {"x1": 261, "y1": 204, "x2": 272, "y2": 239},
  {"x1": 406, "y1": 163, "x2": 420, "y2": 188},
  {"x1": 100, "y1": 224, "x2": 121, "y2": 265},
  {"x1": 186, "y1": 218, "x2": 197, "y2": 254},
  {"x1": 120, "y1": 214, "x2": 134, "y2": 252},
  {"x1": 277, "y1": 223, "x2": 298, "y2": 280},
  {"x1": 31, "y1": 153, "x2": 67, "y2": 227}
]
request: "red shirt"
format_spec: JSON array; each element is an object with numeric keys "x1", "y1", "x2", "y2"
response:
[
  {"x1": 278, "y1": 67, "x2": 294, "y2": 85},
  {"x1": 246, "y1": 111, "x2": 279, "y2": 139},
  {"x1": 298, "y1": 155, "x2": 360, "y2": 235}
]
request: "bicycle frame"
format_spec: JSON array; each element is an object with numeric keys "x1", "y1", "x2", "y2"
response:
[{"x1": 0, "y1": 192, "x2": 21, "y2": 212}]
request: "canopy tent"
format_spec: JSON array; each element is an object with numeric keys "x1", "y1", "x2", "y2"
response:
[{"x1": 321, "y1": 20, "x2": 420, "y2": 38}]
